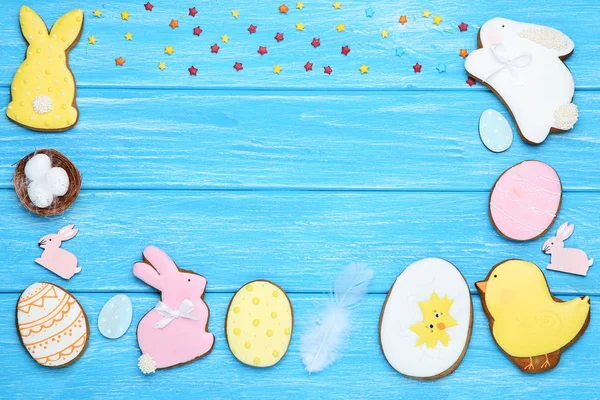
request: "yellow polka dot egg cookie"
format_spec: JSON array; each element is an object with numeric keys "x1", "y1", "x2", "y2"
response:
[
  {"x1": 6, "y1": 6, "x2": 83, "y2": 131},
  {"x1": 226, "y1": 280, "x2": 293, "y2": 367}
]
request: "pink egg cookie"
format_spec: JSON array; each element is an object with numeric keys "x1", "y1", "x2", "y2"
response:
[{"x1": 489, "y1": 160, "x2": 562, "y2": 241}]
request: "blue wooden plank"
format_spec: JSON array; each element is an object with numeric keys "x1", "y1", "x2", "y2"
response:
[
  {"x1": 0, "y1": 0, "x2": 596, "y2": 89},
  {"x1": 2, "y1": 89, "x2": 600, "y2": 191},
  {"x1": 1, "y1": 190, "x2": 598, "y2": 295},
  {"x1": 0, "y1": 292, "x2": 598, "y2": 399}
]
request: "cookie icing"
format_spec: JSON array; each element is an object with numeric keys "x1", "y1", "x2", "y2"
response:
[
  {"x1": 489, "y1": 160, "x2": 562, "y2": 241},
  {"x1": 6, "y1": 6, "x2": 83, "y2": 131},
  {"x1": 226, "y1": 280, "x2": 293, "y2": 367},
  {"x1": 465, "y1": 18, "x2": 576, "y2": 144},
  {"x1": 17, "y1": 282, "x2": 88, "y2": 367},
  {"x1": 380, "y1": 258, "x2": 472, "y2": 379},
  {"x1": 479, "y1": 109, "x2": 513, "y2": 153},
  {"x1": 98, "y1": 294, "x2": 133, "y2": 339}
]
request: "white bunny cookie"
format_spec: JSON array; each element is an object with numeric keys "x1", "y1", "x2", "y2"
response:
[
  {"x1": 6, "y1": 6, "x2": 84, "y2": 131},
  {"x1": 465, "y1": 18, "x2": 577, "y2": 144}
]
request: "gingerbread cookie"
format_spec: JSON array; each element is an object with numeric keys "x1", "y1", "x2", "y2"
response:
[
  {"x1": 465, "y1": 18, "x2": 577, "y2": 144},
  {"x1": 225, "y1": 280, "x2": 293, "y2": 368},
  {"x1": 489, "y1": 160, "x2": 562, "y2": 241},
  {"x1": 17, "y1": 282, "x2": 89, "y2": 367},
  {"x1": 6, "y1": 6, "x2": 84, "y2": 131},
  {"x1": 133, "y1": 246, "x2": 215, "y2": 374},
  {"x1": 476, "y1": 259, "x2": 590, "y2": 373},
  {"x1": 379, "y1": 258, "x2": 473, "y2": 380}
]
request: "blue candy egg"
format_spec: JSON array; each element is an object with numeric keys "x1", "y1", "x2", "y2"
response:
[
  {"x1": 479, "y1": 109, "x2": 513, "y2": 153},
  {"x1": 98, "y1": 294, "x2": 133, "y2": 339}
]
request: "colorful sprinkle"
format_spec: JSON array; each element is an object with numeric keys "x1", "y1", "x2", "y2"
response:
[
  {"x1": 413, "y1": 63, "x2": 422, "y2": 73},
  {"x1": 436, "y1": 64, "x2": 447, "y2": 73},
  {"x1": 433, "y1": 15, "x2": 442, "y2": 25},
  {"x1": 365, "y1": 8, "x2": 374, "y2": 18},
  {"x1": 332, "y1": 2, "x2": 342, "y2": 9},
  {"x1": 165, "y1": 46, "x2": 175, "y2": 55},
  {"x1": 381, "y1": 30, "x2": 389, "y2": 38},
  {"x1": 274, "y1": 64, "x2": 282, "y2": 74},
  {"x1": 115, "y1": 57, "x2": 125, "y2": 66},
  {"x1": 144, "y1": 2, "x2": 153, "y2": 11},
  {"x1": 88, "y1": 35, "x2": 97, "y2": 45},
  {"x1": 258, "y1": 46, "x2": 268, "y2": 56},
  {"x1": 324, "y1": 65, "x2": 332, "y2": 74},
  {"x1": 248, "y1": 24, "x2": 257, "y2": 34},
  {"x1": 466, "y1": 77, "x2": 476, "y2": 86},
  {"x1": 422, "y1": 10, "x2": 432, "y2": 18},
  {"x1": 221, "y1": 34, "x2": 229, "y2": 43},
  {"x1": 234, "y1": 62, "x2": 243, "y2": 71},
  {"x1": 279, "y1": 4, "x2": 289, "y2": 14},
  {"x1": 121, "y1": 11, "x2": 130, "y2": 20},
  {"x1": 188, "y1": 65, "x2": 198, "y2": 76},
  {"x1": 359, "y1": 64, "x2": 369, "y2": 74},
  {"x1": 459, "y1": 49, "x2": 469, "y2": 58},
  {"x1": 124, "y1": 32, "x2": 133, "y2": 41},
  {"x1": 275, "y1": 32, "x2": 284, "y2": 42},
  {"x1": 399, "y1": 15, "x2": 408, "y2": 25},
  {"x1": 169, "y1": 19, "x2": 179, "y2": 29},
  {"x1": 304, "y1": 61, "x2": 313, "y2": 71},
  {"x1": 232, "y1": 10, "x2": 239, "y2": 18},
  {"x1": 458, "y1": 22, "x2": 469, "y2": 32},
  {"x1": 296, "y1": 22, "x2": 305, "y2": 31},
  {"x1": 158, "y1": 61, "x2": 166, "y2": 71},
  {"x1": 336, "y1": 23, "x2": 345, "y2": 32},
  {"x1": 189, "y1": 7, "x2": 198, "y2": 17},
  {"x1": 311, "y1": 38, "x2": 321, "y2": 48},
  {"x1": 93, "y1": 10, "x2": 102, "y2": 17},
  {"x1": 296, "y1": 2, "x2": 305, "y2": 10},
  {"x1": 341, "y1": 45, "x2": 351, "y2": 56},
  {"x1": 211, "y1": 44, "x2": 220, "y2": 54},
  {"x1": 193, "y1": 26, "x2": 202, "y2": 36},
  {"x1": 395, "y1": 47, "x2": 405, "y2": 57}
]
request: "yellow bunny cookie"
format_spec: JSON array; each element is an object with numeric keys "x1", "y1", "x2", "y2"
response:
[{"x1": 6, "y1": 6, "x2": 84, "y2": 131}]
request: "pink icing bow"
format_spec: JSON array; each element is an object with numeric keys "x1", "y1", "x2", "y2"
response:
[
  {"x1": 483, "y1": 43, "x2": 532, "y2": 86},
  {"x1": 152, "y1": 299, "x2": 200, "y2": 329}
]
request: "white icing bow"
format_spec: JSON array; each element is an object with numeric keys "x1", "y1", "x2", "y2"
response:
[
  {"x1": 483, "y1": 43, "x2": 532, "y2": 86},
  {"x1": 152, "y1": 299, "x2": 200, "y2": 329}
]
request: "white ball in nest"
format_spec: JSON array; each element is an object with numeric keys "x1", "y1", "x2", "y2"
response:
[
  {"x1": 27, "y1": 181, "x2": 54, "y2": 208},
  {"x1": 24, "y1": 154, "x2": 70, "y2": 208},
  {"x1": 46, "y1": 167, "x2": 70, "y2": 196},
  {"x1": 24, "y1": 154, "x2": 52, "y2": 181}
]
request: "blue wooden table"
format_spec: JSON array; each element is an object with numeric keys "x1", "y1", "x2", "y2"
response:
[{"x1": 1, "y1": 1, "x2": 599, "y2": 398}]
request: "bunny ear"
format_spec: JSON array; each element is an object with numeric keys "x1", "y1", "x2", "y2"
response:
[
  {"x1": 19, "y1": 6, "x2": 49, "y2": 45},
  {"x1": 518, "y1": 25, "x2": 574, "y2": 57},
  {"x1": 133, "y1": 262, "x2": 162, "y2": 290},
  {"x1": 561, "y1": 223, "x2": 575, "y2": 240},
  {"x1": 142, "y1": 246, "x2": 179, "y2": 275},
  {"x1": 58, "y1": 224, "x2": 78, "y2": 240},
  {"x1": 49, "y1": 9, "x2": 84, "y2": 50}
]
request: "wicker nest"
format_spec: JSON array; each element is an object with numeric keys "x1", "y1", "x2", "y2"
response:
[{"x1": 13, "y1": 149, "x2": 82, "y2": 217}]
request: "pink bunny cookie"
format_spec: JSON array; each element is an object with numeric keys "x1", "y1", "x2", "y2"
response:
[
  {"x1": 134, "y1": 246, "x2": 215, "y2": 374},
  {"x1": 35, "y1": 224, "x2": 80, "y2": 280},
  {"x1": 543, "y1": 222, "x2": 594, "y2": 276}
]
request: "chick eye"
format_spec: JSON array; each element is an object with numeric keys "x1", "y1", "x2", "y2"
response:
[
  {"x1": 428, "y1": 324, "x2": 434, "y2": 329},
  {"x1": 493, "y1": 274, "x2": 497, "y2": 278},
  {"x1": 434, "y1": 313, "x2": 440, "y2": 319}
]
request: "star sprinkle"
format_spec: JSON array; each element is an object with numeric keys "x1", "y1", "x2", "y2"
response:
[
  {"x1": 296, "y1": 22, "x2": 305, "y2": 31},
  {"x1": 158, "y1": 61, "x2": 166, "y2": 71},
  {"x1": 274, "y1": 64, "x2": 282, "y2": 74},
  {"x1": 395, "y1": 47, "x2": 405, "y2": 57},
  {"x1": 275, "y1": 32, "x2": 284, "y2": 42},
  {"x1": 413, "y1": 63, "x2": 422, "y2": 73},
  {"x1": 233, "y1": 62, "x2": 243, "y2": 71},
  {"x1": 297, "y1": 2, "x2": 305, "y2": 10},
  {"x1": 422, "y1": 10, "x2": 431, "y2": 18},
  {"x1": 341, "y1": 45, "x2": 351, "y2": 55},
  {"x1": 324, "y1": 66, "x2": 333, "y2": 74},
  {"x1": 436, "y1": 63, "x2": 447, "y2": 73},
  {"x1": 466, "y1": 77, "x2": 476, "y2": 86},
  {"x1": 279, "y1": 4, "x2": 289, "y2": 13},
  {"x1": 458, "y1": 22, "x2": 468, "y2": 32},
  {"x1": 311, "y1": 38, "x2": 320, "y2": 48},
  {"x1": 304, "y1": 61, "x2": 313, "y2": 71},
  {"x1": 336, "y1": 24, "x2": 345, "y2": 32},
  {"x1": 221, "y1": 34, "x2": 229, "y2": 43},
  {"x1": 359, "y1": 64, "x2": 369, "y2": 74},
  {"x1": 121, "y1": 11, "x2": 130, "y2": 20},
  {"x1": 258, "y1": 46, "x2": 268, "y2": 55},
  {"x1": 144, "y1": 2, "x2": 153, "y2": 11},
  {"x1": 88, "y1": 36, "x2": 97, "y2": 45},
  {"x1": 399, "y1": 15, "x2": 407, "y2": 25},
  {"x1": 232, "y1": 10, "x2": 239, "y2": 18},
  {"x1": 93, "y1": 9, "x2": 102, "y2": 17},
  {"x1": 381, "y1": 30, "x2": 389, "y2": 38},
  {"x1": 189, "y1": 7, "x2": 198, "y2": 17},
  {"x1": 170, "y1": 19, "x2": 179, "y2": 29},
  {"x1": 248, "y1": 24, "x2": 257, "y2": 34},
  {"x1": 188, "y1": 65, "x2": 198, "y2": 76},
  {"x1": 165, "y1": 46, "x2": 175, "y2": 55},
  {"x1": 433, "y1": 15, "x2": 442, "y2": 25},
  {"x1": 459, "y1": 49, "x2": 469, "y2": 58},
  {"x1": 332, "y1": 2, "x2": 342, "y2": 9},
  {"x1": 211, "y1": 43, "x2": 220, "y2": 53},
  {"x1": 125, "y1": 32, "x2": 133, "y2": 40},
  {"x1": 193, "y1": 26, "x2": 203, "y2": 36},
  {"x1": 365, "y1": 8, "x2": 374, "y2": 18},
  {"x1": 115, "y1": 57, "x2": 125, "y2": 66}
]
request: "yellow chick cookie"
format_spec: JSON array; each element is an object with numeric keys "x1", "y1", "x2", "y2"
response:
[
  {"x1": 7, "y1": 6, "x2": 84, "y2": 132},
  {"x1": 476, "y1": 259, "x2": 590, "y2": 373},
  {"x1": 226, "y1": 280, "x2": 293, "y2": 367}
]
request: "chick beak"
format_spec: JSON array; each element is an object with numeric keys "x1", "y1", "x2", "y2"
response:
[
  {"x1": 476, "y1": 280, "x2": 487, "y2": 293},
  {"x1": 436, "y1": 322, "x2": 446, "y2": 330}
]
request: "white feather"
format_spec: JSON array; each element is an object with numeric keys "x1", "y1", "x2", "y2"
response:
[{"x1": 300, "y1": 263, "x2": 373, "y2": 373}]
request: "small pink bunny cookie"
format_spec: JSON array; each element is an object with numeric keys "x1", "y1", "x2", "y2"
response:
[
  {"x1": 543, "y1": 222, "x2": 594, "y2": 276},
  {"x1": 134, "y1": 246, "x2": 215, "y2": 374},
  {"x1": 34, "y1": 224, "x2": 80, "y2": 280}
]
